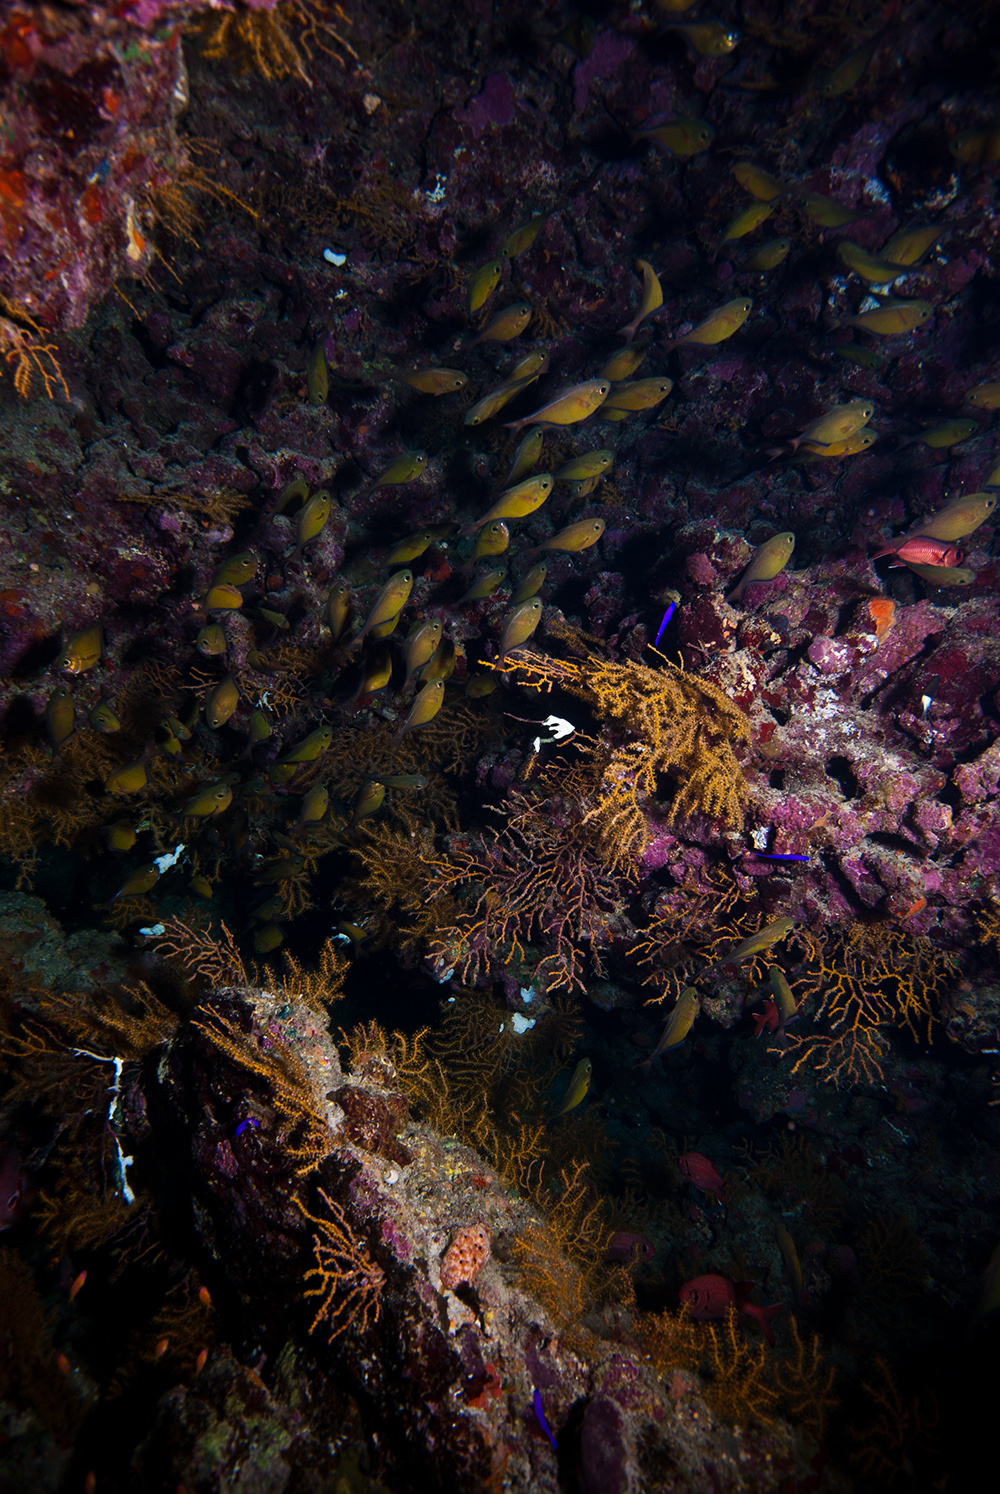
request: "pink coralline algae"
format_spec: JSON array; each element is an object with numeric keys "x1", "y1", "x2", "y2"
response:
[{"x1": 439, "y1": 1224, "x2": 491, "y2": 1292}]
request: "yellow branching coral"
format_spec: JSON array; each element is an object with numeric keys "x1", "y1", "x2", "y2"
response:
[
  {"x1": 299, "y1": 1188, "x2": 384, "y2": 1338},
  {"x1": 0, "y1": 295, "x2": 68, "y2": 400},
  {"x1": 492, "y1": 643, "x2": 750, "y2": 866},
  {"x1": 849, "y1": 1356, "x2": 939, "y2": 1483},
  {"x1": 194, "y1": 1, "x2": 357, "y2": 85},
  {"x1": 785, "y1": 925, "x2": 956, "y2": 1088}
]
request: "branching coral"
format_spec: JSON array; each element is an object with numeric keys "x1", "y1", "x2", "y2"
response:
[
  {"x1": 300, "y1": 1188, "x2": 384, "y2": 1339},
  {"x1": 422, "y1": 773, "x2": 620, "y2": 992},
  {"x1": 0, "y1": 294, "x2": 68, "y2": 400},
  {"x1": 786, "y1": 925, "x2": 957, "y2": 1088},
  {"x1": 148, "y1": 918, "x2": 248, "y2": 989},
  {"x1": 849, "y1": 1356, "x2": 939, "y2": 1484},
  {"x1": 492, "y1": 637, "x2": 750, "y2": 865},
  {"x1": 194, "y1": 1, "x2": 357, "y2": 85}
]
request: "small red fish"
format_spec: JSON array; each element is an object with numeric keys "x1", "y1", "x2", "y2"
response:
[
  {"x1": 752, "y1": 998, "x2": 780, "y2": 1037},
  {"x1": 604, "y1": 1230, "x2": 656, "y2": 1265},
  {"x1": 680, "y1": 1274, "x2": 783, "y2": 1346},
  {"x1": 679, "y1": 1152, "x2": 726, "y2": 1201},
  {"x1": 872, "y1": 536, "x2": 961, "y2": 566}
]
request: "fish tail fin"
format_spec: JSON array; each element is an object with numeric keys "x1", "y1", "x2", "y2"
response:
[
  {"x1": 747, "y1": 1302, "x2": 783, "y2": 1347},
  {"x1": 617, "y1": 316, "x2": 640, "y2": 342},
  {"x1": 632, "y1": 1058, "x2": 653, "y2": 1075}
]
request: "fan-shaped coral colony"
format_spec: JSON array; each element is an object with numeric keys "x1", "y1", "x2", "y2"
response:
[{"x1": 1, "y1": 0, "x2": 1000, "y2": 1489}]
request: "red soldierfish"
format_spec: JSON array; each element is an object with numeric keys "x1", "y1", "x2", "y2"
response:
[
  {"x1": 679, "y1": 1274, "x2": 783, "y2": 1346},
  {"x1": 872, "y1": 536, "x2": 961, "y2": 566},
  {"x1": 678, "y1": 1152, "x2": 726, "y2": 1201},
  {"x1": 604, "y1": 1230, "x2": 656, "y2": 1265}
]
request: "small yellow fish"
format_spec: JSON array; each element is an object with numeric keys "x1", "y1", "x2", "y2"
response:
[
  {"x1": 904, "y1": 561, "x2": 976, "y2": 586},
  {"x1": 721, "y1": 201, "x2": 772, "y2": 242},
  {"x1": 602, "y1": 377, "x2": 673, "y2": 412},
  {"x1": 914, "y1": 419, "x2": 978, "y2": 449},
  {"x1": 257, "y1": 607, "x2": 290, "y2": 631},
  {"x1": 505, "y1": 380, "x2": 610, "y2": 434},
  {"x1": 533, "y1": 517, "x2": 606, "y2": 553},
  {"x1": 769, "y1": 966, "x2": 798, "y2": 1034},
  {"x1": 196, "y1": 622, "x2": 227, "y2": 658},
  {"x1": 202, "y1": 583, "x2": 244, "y2": 613},
  {"x1": 461, "y1": 568, "x2": 507, "y2": 602},
  {"x1": 392, "y1": 677, "x2": 445, "y2": 744},
  {"x1": 641, "y1": 116, "x2": 715, "y2": 157},
  {"x1": 641, "y1": 988, "x2": 699, "y2": 1066},
  {"x1": 726, "y1": 532, "x2": 795, "y2": 602},
  {"x1": 370, "y1": 452, "x2": 428, "y2": 491},
  {"x1": 618, "y1": 259, "x2": 663, "y2": 343},
  {"x1": 355, "y1": 643, "x2": 394, "y2": 698},
  {"x1": 464, "y1": 375, "x2": 537, "y2": 426},
  {"x1": 396, "y1": 367, "x2": 468, "y2": 394},
  {"x1": 307, "y1": 336, "x2": 329, "y2": 406},
  {"x1": 675, "y1": 298, "x2": 753, "y2": 346},
  {"x1": 837, "y1": 241, "x2": 908, "y2": 284},
  {"x1": 189, "y1": 874, "x2": 213, "y2": 899},
  {"x1": 794, "y1": 400, "x2": 875, "y2": 449},
  {"x1": 254, "y1": 924, "x2": 284, "y2": 954},
  {"x1": 112, "y1": 864, "x2": 160, "y2": 901},
  {"x1": 883, "y1": 224, "x2": 943, "y2": 267},
  {"x1": 204, "y1": 675, "x2": 240, "y2": 729},
  {"x1": 800, "y1": 193, "x2": 868, "y2": 229},
  {"x1": 473, "y1": 303, "x2": 533, "y2": 343},
  {"x1": 268, "y1": 764, "x2": 298, "y2": 788},
  {"x1": 500, "y1": 214, "x2": 549, "y2": 259},
  {"x1": 670, "y1": 21, "x2": 740, "y2": 56},
  {"x1": 554, "y1": 1058, "x2": 592, "y2": 1117},
  {"x1": 245, "y1": 708, "x2": 271, "y2": 750},
  {"x1": 971, "y1": 1240, "x2": 1000, "y2": 1332},
  {"x1": 353, "y1": 570, "x2": 414, "y2": 646},
  {"x1": 325, "y1": 580, "x2": 352, "y2": 641},
  {"x1": 296, "y1": 782, "x2": 329, "y2": 829},
  {"x1": 105, "y1": 821, "x2": 137, "y2": 853},
  {"x1": 711, "y1": 916, "x2": 796, "y2": 967},
  {"x1": 279, "y1": 724, "x2": 333, "y2": 763},
  {"x1": 350, "y1": 779, "x2": 385, "y2": 831},
  {"x1": 292, "y1": 491, "x2": 331, "y2": 560},
  {"x1": 819, "y1": 34, "x2": 879, "y2": 97},
  {"x1": 420, "y1": 637, "x2": 456, "y2": 683},
  {"x1": 337, "y1": 921, "x2": 369, "y2": 947},
  {"x1": 384, "y1": 531, "x2": 434, "y2": 566},
  {"x1": 511, "y1": 564, "x2": 547, "y2": 603},
  {"x1": 59, "y1": 623, "x2": 102, "y2": 675},
  {"x1": 369, "y1": 773, "x2": 429, "y2": 790},
  {"x1": 966, "y1": 382, "x2": 1000, "y2": 411},
  {"x1": 568, "y1": 474, "x2": 602, "y2": 495},
  {"x1": 834, "y1": 343, "x2": 884, "y2": 370},
  {"x1": 276, "y1": 474, "x2": 310, "y2": 513},
  {"x1": 403, "y1": 618, "x2": 444, "y2": 687},
  {"x1": 213, "y1": 551, "x2": 257, "y2": 587},
  {"x1": 775, "y1": 1221, "x2": 804, "y2": 1308},
  {"x1": 469, "y1": 475, "x2": 554, "y2": 532},
  {"x1": 467, "y1": 258, "x2": 504, "y2": 316},
  {"x1": 731, "y1": 162, "x2": 785, "y2": 201},
  {"x1": 88, "y1": 705, "x2": 120, "y2": 740},
  {"x1": 180, "y1": 782, "x2": 233, "y2": 819},
  {"x1": 257, "y1": 854, "x2": 305, "y2": 883},
  {"x1": 554, "y1": 450, "x2": 614, "y2": 481},
  {"x1": 466, "y1": 674, "x2": 498, "y2": 698},
  {"x1": 473, "y1": 520, "x2": 510, "y2": 560},
  {"x1": 46, "y1": 687, "x2": 75, "y2": 750},
  {"x1": 507, "y1": 350, "x2": 550, "y2": 382},
  {"x1": 600, "y1": 344, "x2": 647, "y2": 382},
  {"x1": 907, "y1": 492, "x2": 996, "y2": 541},
  {"x1": 499, "y1": 597, "x2": 543, "y2": 655},
  {"x1": 505, "y1": 427, "x2": 546, "y2": 486},
  {"x1": 950, "y1": 128, "x2": 1000, "y2": 167},
  {"x1": 986, "y1": 460, "x2": 1000, "y2": 489},
  {"x1": 743, "y1": 238, "x2": 791, "y2": 272},
  {"x1": 252, "y1": 896, "x2": 283, "y2": 923},
  {"x1": 105, "y1": 757, "x2": 149, "y2": 795},
  {"x1": 845, "y1": 299, "x2": 933, "y2": 336}
]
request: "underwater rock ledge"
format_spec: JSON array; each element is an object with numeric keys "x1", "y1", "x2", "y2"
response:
[{"x1": 131, "y1": 982, "x2": 824, "y2": 1493}]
